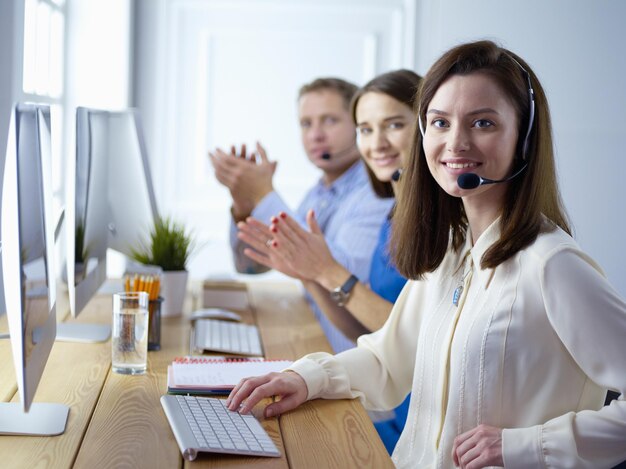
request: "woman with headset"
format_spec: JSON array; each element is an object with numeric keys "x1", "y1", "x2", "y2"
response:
[
  {"x1": 237, "y1": 69, "x2": 421, "y2": 453},
  {"x1": 231, "y1": 40, "x2": 626, "y2": 467}
]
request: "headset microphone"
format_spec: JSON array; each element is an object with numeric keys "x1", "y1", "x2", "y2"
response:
[
  {"x1": 457, "y1": 163, "x2": 528, "y2": 189},
  {"x1": 391, "y1": 169, "x2": 403, "y2": 182},
  {"x1": 320, "y1": 143, "x2": 357, "y2": 161}
]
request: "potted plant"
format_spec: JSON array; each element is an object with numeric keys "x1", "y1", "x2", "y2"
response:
[{"x1": 132, "y1": 216, "x2": 196, "y2": 316}]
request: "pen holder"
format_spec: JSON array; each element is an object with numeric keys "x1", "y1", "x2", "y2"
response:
[{"x1": 148, "y1": 297, "x2": 163, "y2": 351}]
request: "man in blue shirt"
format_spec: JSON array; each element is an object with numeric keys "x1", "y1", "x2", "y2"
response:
[{"x1": 209, "y1": 78, "x2": 393, "y2": 352}]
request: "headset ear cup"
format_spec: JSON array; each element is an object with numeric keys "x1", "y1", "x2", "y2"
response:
[
  {"x1": 418, "y1": 115, "x2": 426, "y2": 138},
  {"x1": 521, "y1": 95, "x2": 535, "y2": 160},
  {"x1": 506, "y1": 53, "x2": 535, "y2": 161}
]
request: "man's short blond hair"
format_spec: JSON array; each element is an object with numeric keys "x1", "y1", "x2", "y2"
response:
[{"x1": 298, "y1": 77, "x2": 358, "y2": 110}]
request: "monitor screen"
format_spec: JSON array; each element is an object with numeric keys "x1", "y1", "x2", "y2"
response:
[
  {"x1": 66, "y1": 108, "x2": 158, "y2": 318},
  {"x1": 106, "y1": 110, "x2": 158, "y2": 256},
  {"x1": 66, "y1": 109, "x2": 109, "y2": 318},
  {"x1": 1, "y1": 104, "x2": 56, "y2": 412}
]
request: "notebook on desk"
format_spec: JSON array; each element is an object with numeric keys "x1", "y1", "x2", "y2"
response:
[{"x1": 167, "y1": 357, "x2": 293, "y2": 394}]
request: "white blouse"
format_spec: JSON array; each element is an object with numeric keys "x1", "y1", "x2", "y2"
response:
[{"x1": 289, "y1": 219, "x2": 626, "y2": 468}]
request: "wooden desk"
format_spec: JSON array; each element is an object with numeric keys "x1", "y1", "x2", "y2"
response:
[{"x1": 0, "y1": 281, "x2": 392, "y2": 468}]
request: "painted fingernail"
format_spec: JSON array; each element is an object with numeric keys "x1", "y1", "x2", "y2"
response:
[
  {"x1": 270, "y1": 225, "x2": 277, "y2": 233},
  {"x1": 279, "y1": 212, "x2": 287, "y2": 219},
  {"x1": 270, "y1": 216, "x2": 278, "y2": 223},
  {"x1": 272, "y1": 240, "x2": 278, "y2": 247}
]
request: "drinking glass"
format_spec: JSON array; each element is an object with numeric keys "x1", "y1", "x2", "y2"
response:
[{"x1": 112, "y1": 292, "x2": 149, "y2": 374}]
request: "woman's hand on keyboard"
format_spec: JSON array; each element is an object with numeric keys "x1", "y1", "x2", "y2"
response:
[{"x1": 226, "y1": 371, "x2": 308, "y2": 418}]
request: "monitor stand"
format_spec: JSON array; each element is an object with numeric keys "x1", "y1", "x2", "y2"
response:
[
  {"x1": 56, "y1": 323, "x2": 111, "y2": 343},
  {"x1": 0, "y1": 402, "x2": 69, "y2": 436},
  {"x1": 23, "y1": 284, "x2": 111, "y2": 342},
  {"x1": 54, "y1": 276, "x2": 118, "y2": 343}
]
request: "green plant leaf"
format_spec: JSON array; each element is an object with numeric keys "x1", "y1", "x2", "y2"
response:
[
  {"x1": 75, "y1": 220, "x2": 88, "y2": 263},
  {"x1": 131, "y1": 216, "x2": 196, "y2": 271}
]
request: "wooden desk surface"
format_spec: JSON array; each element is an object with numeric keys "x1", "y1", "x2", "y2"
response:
[{"x1": 0, "y1": 280, "x2": 392, "y2": 468}]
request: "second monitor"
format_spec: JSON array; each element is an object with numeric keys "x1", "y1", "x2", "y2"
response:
[{"x1": 62, "y1": 107, "x2": 158, "y2": 342}]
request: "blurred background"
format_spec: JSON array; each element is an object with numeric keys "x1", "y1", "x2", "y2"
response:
[{"x1": 1, "y1": 0, "x2": 624, "y2": 300}]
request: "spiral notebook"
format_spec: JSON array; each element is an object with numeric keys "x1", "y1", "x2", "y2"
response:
[{"x1": 167, "y1": 357, "x2": 293, "y2": 395}]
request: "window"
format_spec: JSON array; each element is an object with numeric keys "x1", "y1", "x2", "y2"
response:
[
  {"x1": 22, "y1": 0, "x2": 66, "y2": 198},
  {"x1": 23, "y1": 0, "x2": 65, "y2": 98}
]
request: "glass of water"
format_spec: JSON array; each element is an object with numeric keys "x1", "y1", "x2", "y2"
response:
[{"x1": 112, "y1": 291, "x2": 149, "y2": 375}]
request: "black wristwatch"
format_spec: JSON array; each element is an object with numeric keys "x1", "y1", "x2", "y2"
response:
[{"x1": 330, "y1": 274, "x2": 359, "y2": 307}]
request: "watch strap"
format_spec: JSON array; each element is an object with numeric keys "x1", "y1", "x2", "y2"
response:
[{"x1": 340, "y1": 274, "x2": 359, "y2": 294}]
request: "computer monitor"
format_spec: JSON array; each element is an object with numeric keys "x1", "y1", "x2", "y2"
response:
[
  {"x1": 105, "y1": 110, "x2": 158, "y2": 257},
  {"x1": 64, "y1": 107, "x2": 158, "y2": 341},
  {"x1": 0, "y1": 103, "x2": 69, "y2": 435},
  {"x1": 59, "y1": 109, "x2": 110, "y2": 342}
]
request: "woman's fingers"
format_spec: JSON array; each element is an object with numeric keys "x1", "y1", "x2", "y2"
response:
[
  {"x1": 275, "y1": 212, "x2": 308, "y2": 243},
  {"x1": 268, "y1": 216, "x2": 293, "y2": 248},
  {"x1": 263, "y1": 391, "x2": 305, "y2": 418},
  {"x1": 244, "y1": 217, "x2": 274, "y2": 237},
  {"x1": 237, "y1": 218, "x2": 274, "y2": 250},
  {"x1": 452, "y1": 424, "x2": 503, "y2": 469},
  {"x1": 242, "y1": 247, "x2": 273, "y2": 269},
  {"x1": 226, "y1": 372, "x2": 307, "y2": 418},
  {"x1": 237, "y1": 218, "x2": 290, "y2": 268},
  {"x1": 237, "y1": 227, "x2": 269, "y2": 254},
  {"x1": 452, "y1": 428, "x2": 473, "y2": 465},
  {"x1": 226, "y1": 374, "x2": 272, "y2": 411}
]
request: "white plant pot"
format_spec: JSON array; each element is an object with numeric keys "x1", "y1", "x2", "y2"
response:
[{"x1": 161, "y1": 270, "x2": 189, "y2": 317}]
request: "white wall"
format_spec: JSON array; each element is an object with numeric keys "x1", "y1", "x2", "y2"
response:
[
  {"x1": 65, "y1": 0, "x2": 132, "y2": 111},
  {"x1": 413, "y1": 0, "x2": 626, "y2": 297}
]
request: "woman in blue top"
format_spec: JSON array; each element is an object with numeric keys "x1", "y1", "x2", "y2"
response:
[{"x1": 237, "y1": 69, "x2": 421, "y2": 452}]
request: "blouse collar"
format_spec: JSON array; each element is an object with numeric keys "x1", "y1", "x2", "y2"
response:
[{"x1": 457, "y1": 217, "x2": 502, "y2": 289}]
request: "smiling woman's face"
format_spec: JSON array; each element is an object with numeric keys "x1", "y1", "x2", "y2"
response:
[
  {"x1": 355, "y1": 91, "x2": 415, "y2": 183},
  {"x1": 423, "y1": 72, "x2": 519, "y2": 207}
]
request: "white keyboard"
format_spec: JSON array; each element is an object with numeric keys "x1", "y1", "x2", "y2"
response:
[
  {"x1": 193, "y1": 319, "x2": 263, "y2": 356},
  {"x1": 160, "y1": 394, "x2": 280, "y2": 461}
]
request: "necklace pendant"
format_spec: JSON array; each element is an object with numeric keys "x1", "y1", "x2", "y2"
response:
[{"x1": 452, "y1": 285, "x2": 463, "y2": 307}]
